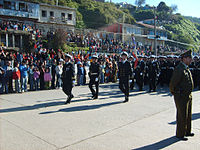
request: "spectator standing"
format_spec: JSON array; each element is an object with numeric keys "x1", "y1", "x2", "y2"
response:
[
  {"x1": 19, "y1": 61, "x2": 29, "y2": 92},
  {"x1": 12, "y1": 62, "x2": 21, "y2": 93}
]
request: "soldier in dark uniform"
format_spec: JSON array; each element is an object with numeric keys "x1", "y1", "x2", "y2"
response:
[
  {"x1": 195, "y1": 56, "x2": 200, "y2": 89},
  {"x1": 118, "y1": 52, "x2": 132, "y2": 103},
  {"x1": 128, "y1": 56, "x2": 135, "y2": 90},
  {"x1": 169, "y1": 50, "x2": 194, "y2": 141},
  {"x1": 135, "y1": 56, "x2": 146, "y2": 91},
  {"x1": 89, "y1": 55, "x2": 100, "y2": 100},
  {"x1": 157, "y1": 56, "x2": 167, "y2": 87},
  {"x1": 147, "y1": 55, "x2": 159, "y2": 92},
  {"x1": 62, "y1": 54, "x2": 75, "y2": 104},
  {"x1": 166, "y1": 55, "x2": 175, "y2": 86}
]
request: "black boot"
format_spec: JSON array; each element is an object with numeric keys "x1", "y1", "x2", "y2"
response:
[{"x1": 123, "y1": 96, "x2": 129, "y2": 103}]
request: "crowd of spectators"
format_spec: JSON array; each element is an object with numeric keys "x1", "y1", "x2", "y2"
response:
[{"x1": 0, "y1": 46, "x2": 122, "y2": 94}]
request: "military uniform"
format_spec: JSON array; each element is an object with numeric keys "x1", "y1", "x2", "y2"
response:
[
  {"x1": 147, "y1": 57, "x2": 159, "y2": 92},
  {"x1": 129, "y1": 57, "x2": 135, "y2": 90},
  {"x1": 118, "y1": 52, "x2": 132, "y2": 102},
  {"x1": 169, "y1": 50, "x2": 194, "y2": 140},
  {"x1": 89, "y1": 56, "x2": 100, "y2": 99},
  {"x1": 135, "y1": 58, "x2": 146, "y2": 91},
  {"x1": 62, "y1": 54, "x2": 75, "y2": 104}
]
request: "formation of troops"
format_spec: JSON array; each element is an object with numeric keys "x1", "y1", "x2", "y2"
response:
[
  {"x1": 61, "y1": 51, "x2": 200, "y2": 103},
  {"x1": 62, "y1": 50, "x2": 196, "y2": 141}
]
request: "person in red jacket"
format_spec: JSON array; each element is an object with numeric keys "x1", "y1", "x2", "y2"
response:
[{"x1": 13, "y1": 62, "x2": 21, "y2": 93}]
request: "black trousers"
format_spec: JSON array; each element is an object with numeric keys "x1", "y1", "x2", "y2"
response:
[
  {"x1": 89, "y1": 78, "x2": 99, "y2": 97},
  {"x1": 130, "y1": 78, "x2": 135, "y2": 90},
  {"x1": 51, "y1": 74, "x2": 56, "y2": 88},
  {"x1": 63, "y1": 82, "x2": 73, "y2": 97},
  {"x1": 149, "y1": 77, "x2": 156, "y2": 91},
  {"x1": 119, "y1": 77, "x2": 129, "y2": 97},
  {"x1": 8, "y1": 76, "x2": 13, "y2": 93},
  {"x1": 174, "y1": 93, "x2": 192, "y2": 137},
  {"x1": 136, "y1": 75, "x2": 144, "y2": 91}
]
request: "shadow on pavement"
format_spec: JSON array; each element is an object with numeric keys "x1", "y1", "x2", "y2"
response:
[
  {"x1": 39, "y1": 101, "x2": 122, "y2": 114},
  {"x1": 132, "y1": 136, "x2": 180, "y2": 150},
  {"x1": 0, "y1": 101, "x2": 65, "y2": 113},
  {"x1": 169, "y1": 113, "x2": 200, "y2": 125}
]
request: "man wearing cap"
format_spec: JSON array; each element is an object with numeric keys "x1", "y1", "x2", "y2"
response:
[
  {"x1": 62, "y1": 54, "x2": 75, "y2": 104},
  {"x1": 118, "y1": 52, "x2": 132, "y2": 103},
  {"x1": 147, "y1": 55, "x2": 159, "y2": 92},
  {"x1": 135, "y1": 55, "x2": 146, "y2": 91},
  {"x1": 169, "y1": 50, "x2": 194, "y2": 141},
  {"x1": 88, "y1": 55, "x2": 100, "y2": 99}
]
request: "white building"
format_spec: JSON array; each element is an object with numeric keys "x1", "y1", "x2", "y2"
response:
[{"x1": 38, "y1": 3, "x2": 76, "y2": 34}]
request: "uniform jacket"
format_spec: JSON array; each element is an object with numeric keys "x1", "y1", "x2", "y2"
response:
[
  {"x1": 62, "y1": 62, "x2": 75, "y2": 82},
  {"x1": 89, "y1": 62, "x2": 100, "y2": 79},
  {"x1": 169, "y1": 61, "x2": 194, "y2": 95},
  {"x1": 118, "y1": 60, "x2": 132, "y2": 78}
]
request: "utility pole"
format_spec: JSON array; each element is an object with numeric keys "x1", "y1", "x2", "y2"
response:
[
  {"x1": 153, "y1": 6, "x2": 157, "y2": 56},
  {"x1": 56, "y1": 0, "x2": 58, "y2": 6}
]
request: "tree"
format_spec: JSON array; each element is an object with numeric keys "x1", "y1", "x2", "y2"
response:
[
  {"x1": 50, "y1": 29, "x2": 67, "y2": 51},
  {"x1": 135, "y1": 0, "x2": 146, "y2": 7},
  {"x1": 157, "y1": 1, "x2": 171, "y2": 12},
  {"x1": 171, "y1": 4, "x2": 178, "y2": 13}
]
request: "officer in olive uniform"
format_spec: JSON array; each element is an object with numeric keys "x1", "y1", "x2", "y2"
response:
[
  {"x1": 118, "y1": 52, "x2": 132, "y2": 103},
  {"x1": 169, "y1": 50, "x2": 194, "y2": 141},
  {"x1": 89, "y1": 55, "x2": 100, "y2": 99},
  {"x1": 62, "y1": 54, "x2": 75, "y2": 104}
]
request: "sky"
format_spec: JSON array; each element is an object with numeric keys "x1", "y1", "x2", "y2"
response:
[{"x1": 107, "y1": 0, "x2": 200, "y2": 18}]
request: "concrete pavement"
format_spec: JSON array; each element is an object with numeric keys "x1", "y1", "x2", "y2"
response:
[{"x1": 0, "y1": 83, "x2": 200, "y2": 150}]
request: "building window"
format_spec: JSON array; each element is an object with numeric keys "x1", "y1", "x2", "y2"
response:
[
  {"x1": 4, "y1": 1, "x2": 11, "y2": 9},
  {"x1": 19, "y1": 3, "x2": 27, "y2": 11},
  {"x1": 61, "y1": 13, "x2": 65, "y2": 18},
  {"x1": 42, "y1": 10, "x2": 47, "y2": 17},
  {"x1": 68, "y1": 14, "x2": 72, "y2": 20},
  {"x1": 50, "y1": 11, "x2": 54, "y2": 17}
]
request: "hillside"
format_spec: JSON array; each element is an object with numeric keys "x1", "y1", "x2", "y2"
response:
[{"x1": 185, "y1": 16, "x2": 200, "y2": 24}]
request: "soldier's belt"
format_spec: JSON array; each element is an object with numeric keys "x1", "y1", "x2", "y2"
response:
[
  {"x1": 91, "y1": 73, "x2": 98, "y2": 75},
  {"x1": 161, "y1": 67, "x2": 166, "y2": 69},
  {"x1": 169, "y1": 67, "x2": 174, "y2": 69}
]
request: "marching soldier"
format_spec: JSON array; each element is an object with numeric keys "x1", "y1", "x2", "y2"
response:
[
  {"x1": 89, "y1": 55, "x2": 100, "y2": 99},
  {"x1": 158, "y1": 56, "x2": 167, "y2": 87},
  {"x1": 118, "y1": 52, "x2": 132, "y2": 103},
  {"x1": 169, "y1": 50, "x2": 194, "y2": 141},
  {"x1": 135, "y1": 56, "x2": 146, "y2": 91},
  {"x1": 147, "y1": 55, "x2": 159, "y2": 92},
  {"x1": 62, "y1": 54, "x2": 75, "y2": 104},
  {"x1": 128, "y1": 56, "x2": 135, "y2": 90}
]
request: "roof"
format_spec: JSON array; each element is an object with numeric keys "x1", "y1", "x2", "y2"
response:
[
  {"x1": 40, "y1": 3, "x2": 76, "y2": 11},
  {"x1": 136, "y1": 22, "x2": 164, "y2": 30}
]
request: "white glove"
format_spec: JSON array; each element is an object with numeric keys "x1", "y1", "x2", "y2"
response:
[
  {"x1": 129, "y1": 80, "x2": 132, "y2": 83},
  {"x1": 73, "y1": 80, "x2": 76, "y2": 87},
  {"x1": 95, "y1": 78, "x2": 99, "y2": 82}
]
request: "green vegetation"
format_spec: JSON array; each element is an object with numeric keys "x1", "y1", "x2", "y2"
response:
[
  {"x1": 26, "y1": 0, "x2": 136, "y2": 29},
  {"x1": 25, "y1": 0, "x2": 200, "y2": 50}
]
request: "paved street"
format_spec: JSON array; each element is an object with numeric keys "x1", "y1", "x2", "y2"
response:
[{"x1": 0, "y1": 83, "x2": 200, "y2": 150}]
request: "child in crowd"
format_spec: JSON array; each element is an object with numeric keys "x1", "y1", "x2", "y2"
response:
[
  {"x1": 44, "y1": 67, "x2": 52, "y2": 90},
  {"x1": 33, "y1": 67, "x2": 40, "y2": 91}
]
